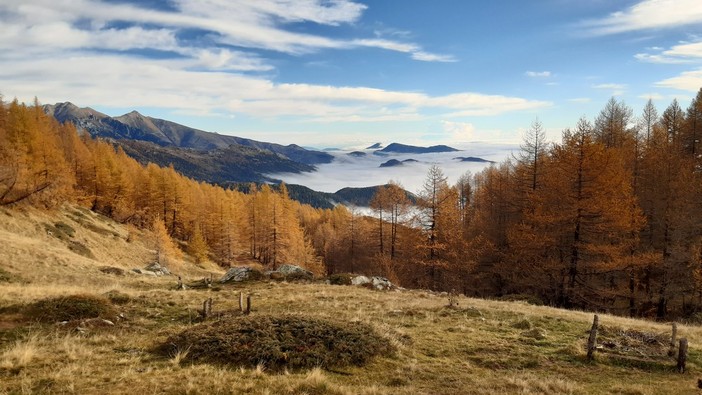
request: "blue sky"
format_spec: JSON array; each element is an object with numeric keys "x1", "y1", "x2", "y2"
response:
[{"x1": 2, "y1": 0, "x2": 702, "y2": 147}]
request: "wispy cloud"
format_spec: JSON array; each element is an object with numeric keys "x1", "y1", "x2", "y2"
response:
[
  {"x1": 525, "y1": 71, "x2": 551, "y2": 78},
  {"x1": 592, "y1": 83, "x2": 627, "y2": 96},
  {"x1": 351, "y1": 39, "x2": 455, "y2": 62},
  {"x1": 635, "y1": 39, "x2": 702, "y2": 64},
  {"x1": 582, "y1": 0, "x2": 702, "y2": 35},
  {"x1": 592, "y1": 83, "x2": 627, "y2": 90},
  {"x1": 638, "y1": 93, "x2": 665, "y2": 100}
]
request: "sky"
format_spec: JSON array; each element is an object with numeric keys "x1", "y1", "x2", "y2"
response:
[{"x1": 2, "y1": 0, "x2": 702, "y2": 148}]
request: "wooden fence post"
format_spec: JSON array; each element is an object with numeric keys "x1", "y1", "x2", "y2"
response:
[
  {"x1": 677, "y1": 338, "x2": 688, "y2": 373},
  {"x1": 668, "y1": 322, "x2": 677, "y2": 357},
  {"x1": 239, "y1": 292, "x2": 244, "y2": 312},
  {"x1": 200, "y1": 297, "x2": 212, "y2": 319},
  {"x1": 246, "y1": 295, "x2": 252, "y2": 315},
  {"x1": 587, "y1": 314, "x2": 599, "y2": 361}
]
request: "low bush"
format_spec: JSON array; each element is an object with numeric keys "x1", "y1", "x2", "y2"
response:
[
  {"x1": 27, "y1": 294, "x2": 116, "y2": 323},
  {"x1": 157, "y1": 315, "x2": 394, "y2": 371}
]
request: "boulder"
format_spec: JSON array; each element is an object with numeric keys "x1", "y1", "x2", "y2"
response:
[
  {"x1": 371, "y1": 276, "x2": 394, "y2": 290},
  {"x1": 143, "y1": 262, "x2": 171, "y2": 276},
  {"x1": 220, "y1": 267, "x2": 262, "y2": 283},
  {"x1": 276, "y1": 264, "x2": 313, "y2": 280},
  {"x1": 351, "y1": 275, "x2": 370, "y2": 286}
]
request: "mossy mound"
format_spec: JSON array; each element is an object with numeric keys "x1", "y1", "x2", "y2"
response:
[
  {"x1": 158, "y1": 315, "x2": 394, "y2": 370},
  {"x1": 27, "y1": 294, "x2": 116, "y2": 323}
]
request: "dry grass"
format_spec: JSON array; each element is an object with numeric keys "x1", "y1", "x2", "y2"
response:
[{"x1": 1, "y1": 205, "x2": 702, "y2": 394}]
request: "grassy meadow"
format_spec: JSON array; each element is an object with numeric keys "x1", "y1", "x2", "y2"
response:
[{"x1": 0, "y1": 205, "x2": 701, "y2": 394}]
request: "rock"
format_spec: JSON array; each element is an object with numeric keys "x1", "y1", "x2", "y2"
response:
[
  {"x1": 220, "y1": 267, "x2": 263, "y2": 283},
  {"x1": 132, "y1": 268, "x2": 143, "y2": 274},
  {"x1": 144, "y1": 262, "x2": 171, "y2": 276},
  {"x1": 351, "y1": 275, "x2": 370, "y2": 286},
  {"x1": 276, "y1": 264, "x2": 313, "y2": 280},
  {"x1": 370, "y1": 276, "x2": 394, "y2": 290}
]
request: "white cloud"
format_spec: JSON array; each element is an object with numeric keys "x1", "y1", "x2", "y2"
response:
[
  {"x1": 583, "y1": 0, "x2": 702, "y2": 35},
  {"x1": 635, "y1": 39, "x2": 702, "y2": 64},
  {"x1": 525, "y1": 71, "x2": 551, "y2": 78},
  {"x1": 655, "y1": 69, "x2": 702, "y2": 91},
  {"x1": 441, "y1": 121, "x2": 475, "y2": 141},
  {"x1": 0, "y1": 54, "x2": 549, "y2": 122}
]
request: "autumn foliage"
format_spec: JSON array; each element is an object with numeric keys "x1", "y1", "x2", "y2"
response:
[{"x1": 2, "y1": 92, "x2": 702, "y2": 319}]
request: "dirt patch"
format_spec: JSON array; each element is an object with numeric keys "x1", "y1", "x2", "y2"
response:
[{"x1": 157, "y1": 315, "x2": 394, "y2": 371}]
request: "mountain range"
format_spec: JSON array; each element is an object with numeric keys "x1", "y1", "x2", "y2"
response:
[
  {"x1": 377, "y1": 143, "x2": 459, "y2": 154},
  {"x1": 43, "y1": 102, "x2": 333, "y2": 167},
  {"x1": 43, "y1": 102, "x2": 420, "y2": 208}
]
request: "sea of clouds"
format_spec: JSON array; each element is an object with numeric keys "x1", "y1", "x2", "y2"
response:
[{"x1": 266, "y1": 142, "x2": 519, "y2": 194}]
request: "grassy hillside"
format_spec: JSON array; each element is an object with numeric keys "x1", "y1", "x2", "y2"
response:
[{"x1": 1, "y1": 206, "x2": 701, "y2": 394}]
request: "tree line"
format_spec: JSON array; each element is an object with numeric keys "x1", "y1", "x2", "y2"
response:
[{"x1": 1, "y1": 92, "x2": 701, "y2": 319}]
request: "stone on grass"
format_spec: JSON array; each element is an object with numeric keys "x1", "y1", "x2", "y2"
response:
[
  {"x1": 220, "y1": 267, "x2": 262, "y2": 283},
  {"x1": 276, "y1": 264, "x2": 314, "y2": 280},
  {"x1": 144, "y1": 262, "x2": 171, "y2": 276},
  {"x1": 351, "y1": 275, "x2": 371, "y2": 286}
]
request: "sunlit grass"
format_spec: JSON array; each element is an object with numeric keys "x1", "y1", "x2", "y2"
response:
[{"x1": 0, "y1": 205, "x2": 700, "y2": 394}]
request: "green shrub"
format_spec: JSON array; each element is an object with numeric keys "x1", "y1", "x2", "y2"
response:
[
  {"x1": 157, "y1": 315, "x2": 394, "y2": 371},
  {"x1": 27, "y1": 294, "x2": 116, "y2": 323}
]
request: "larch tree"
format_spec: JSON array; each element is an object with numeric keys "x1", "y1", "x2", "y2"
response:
[
  {"x1": 684, "y1": 88, "x2": 702, "y2": 158},
  {"x1": 541, "y1": 118, "x2": 643, "y2": 308},
  {"x1": 594, "y1": 97, "x2": 634, "y2": 149}
]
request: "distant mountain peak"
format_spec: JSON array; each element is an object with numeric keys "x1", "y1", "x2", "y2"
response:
[
  {"x1": 366, "y1": 142, "x2": 383, "y2": 149},
  {"x1": 378, "y1": 143, "x2": 459, "y2": 154}
]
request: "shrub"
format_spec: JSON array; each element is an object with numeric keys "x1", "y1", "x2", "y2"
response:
[
  {"x1": 27, "y1": 294, "x2": 116, "y2": 323},
  {"x1": 67, "y1": 241, "x2": 95, "y2": 259},
  {"x1": 328, "y1": 273, "x2": 354, "y2": 286},
  {"x1": 157, "y1": 315, "x2": 394, "y2": 371}
]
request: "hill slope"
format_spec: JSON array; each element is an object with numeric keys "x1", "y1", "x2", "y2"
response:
[
  {"x1": 44, "y1": 102, "x2": 333, "y2": 165},
  {"x1": 1, "y1": 206, "x2": 700, "y2": 395}
]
